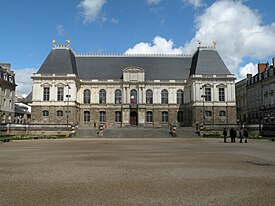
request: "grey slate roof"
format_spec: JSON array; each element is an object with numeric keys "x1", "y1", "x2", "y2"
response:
[
  {"x1": 76, "y1": 56, "x2": 191, "y2": 80},
  {"x1": 190, "y1": 49, "x2": 231, "y2": 75},
  {"x1": 37, "y1": 49, "x2": 78, "y2": 75},
  {"x1": 23, "y1": 92, "x2": 32, "y2": 104},
  {"x1": 36, "y1": 47, "x2": 231, "y2": 80}
]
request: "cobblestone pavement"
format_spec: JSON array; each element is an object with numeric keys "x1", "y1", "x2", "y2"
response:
[{"x1": 0, "y1": 138, "x2": 274, "y2": 206}]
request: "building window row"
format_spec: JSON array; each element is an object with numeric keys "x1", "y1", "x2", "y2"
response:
[
  {"x1": 81, "y1": 111, "x2": 180, "y2": 123},
  {"x1": 202, "y1": 87, "x2": 226, "y2": 102},
  {"x1": 82, "y1": 89, "x2": 185, "y2": 105},
  {"x1": 204, "y1": 110, "x2": 226, "y2": 117}
]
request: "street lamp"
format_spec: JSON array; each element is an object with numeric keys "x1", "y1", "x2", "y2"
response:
[
  {"x1": 66, "y1": 84, "x2": 71, "y2": 127},
  {"x1": 200, "y1": 86, "x2": 206, "y2": 126},
  {"x1": 201, "y1": 94, "x2": 205, "y2": 126}
]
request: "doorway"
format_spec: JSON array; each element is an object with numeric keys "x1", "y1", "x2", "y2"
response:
[{"x1": 130, "y1": 111, "x2": 138, "y2": 125}]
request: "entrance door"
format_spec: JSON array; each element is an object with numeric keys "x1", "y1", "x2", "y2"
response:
[
  {"x1": 177, "y1": 111, "x2": 184, "y2": 127},
  {"x1": 130, "y1": 111, "x2": 138, "y2": 125}
]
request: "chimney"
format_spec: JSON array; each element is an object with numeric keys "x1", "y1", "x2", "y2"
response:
[
  {"x1": 258, "y1": 63, "x2": 268, "y2": 73},
  {"x1": 246, "y1": 74, "x2": 252, "y2": 79},
  {"x1": 273, "y1": 57, "x2": 275, "y2": 67}
]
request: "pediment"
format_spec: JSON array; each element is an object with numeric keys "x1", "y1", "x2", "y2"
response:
[
  {"x1": 123, "y1": 66, "x2": 145, "y2": 82},
  {"x1": 216, "y1": 83, "x2": 227, "y2": 88},
  {"x1": 202, "y1": 83, "x2": 213, "y2": 88},
  {"x1": 55, "y1": 82, "x2": 67, "y2": 87},
  {"x1": 40, "y1": 82, "x2": 52, "y2": 87},
  {"x1": 123, "y1": 66, "x2": 144, "y2": 73}
]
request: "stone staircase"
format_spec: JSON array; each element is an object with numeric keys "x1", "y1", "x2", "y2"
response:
[{"x1": 73, "y1": 127, "x2": 199, "y2": 138}]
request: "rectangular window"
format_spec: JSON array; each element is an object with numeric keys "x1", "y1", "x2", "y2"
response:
[
  {"x1": 115, "y1": 111, "x2": 121, "y2": 122},
  {"x1": 99, "y1": 111, "x2": 106, "y2": 122},
  {"x1": 177, "y1": 111, "x2": 184, "y2": 123},
  {"x1": 219, "y1": 88, "x2": 225, "y2": 101},
  {"x1": 43, "y1": 87, "x2": 50, "y2": 101},
  {"x1": 162, "y1": 111, "x2": 168, "y2": 123},
  {"x1": 146, "y1": 111, "x2": 153, "y2": 123},
  {"x1": 205, "y1": 88, "x2": 211, "y2": 101},
  {"x1": 84, "y1": 111, "x2": 90, "y2": 122},
  {"x1": 57, "y1": 87, "x2": 64, "y2": 101}
]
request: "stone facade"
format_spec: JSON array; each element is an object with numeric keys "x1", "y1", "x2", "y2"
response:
[
  {"x1": 236, "y1": 59, "x2": 275, "y2": 127},
  {"x1": 0, "y1": 63, "x2": 16, "y2": 123},
  {"x1": 30, "y1": 42, "x2": 236, "y2": 128}
]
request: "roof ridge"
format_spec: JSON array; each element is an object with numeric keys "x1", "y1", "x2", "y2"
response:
[{"x1": 74, "y1": 53, "x2": 192, "y2": 57}]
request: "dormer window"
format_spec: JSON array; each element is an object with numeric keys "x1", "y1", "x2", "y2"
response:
[{"x1": 122, "y1": 67, "x2": 145, "y2": 82}]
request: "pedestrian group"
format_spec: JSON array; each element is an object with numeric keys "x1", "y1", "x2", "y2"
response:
[{"x1": 223, "y1": 127, "x2": 248, "y2": 143}]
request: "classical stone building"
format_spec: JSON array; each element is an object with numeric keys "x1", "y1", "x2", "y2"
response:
[
  {"x1": 30, "y1": 42, "x2": 236, "y2": 128},
  {"x1": 0, "y1": 63, "x2": 16, "y2": 123},
  {"x1": 236, "y1": 59, "x2": 275, "y2": 126}
]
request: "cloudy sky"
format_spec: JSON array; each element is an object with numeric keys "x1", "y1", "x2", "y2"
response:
[{"x1": 0, "y1": 0, "x2": 275, "y2": 96}]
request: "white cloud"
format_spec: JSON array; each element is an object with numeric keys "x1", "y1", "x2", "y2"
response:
[
  {"x1": 15, "y1": 68, "x2": 37, "y2": 97},
  {"x1": 146, "y1": 0, "x2": 161, "y2": 5},
  {"x1": 125, "y1": 36, "x2": 184, "y2": 54},
  {"x1": 182, "y1": 0, "x2": 203, "y2": 8},
  {"x1": 56, "y1": 25, "x2": 65, "y2": 36},
  {"x1": 78, "y1": 0, "x2": 106, "y2": 23},
  {"x1": 182, "y1": 0, "x2": 275, "y2": 78},
  {"x1": 238, "y1": 63, "x2": 258, "y2": 80},
  {"x1": 124, "y1": 1, "x2": 275, "y2": 80},
  {"x1": 111, "y1": 18, "x2": 118, "y2": 24}
]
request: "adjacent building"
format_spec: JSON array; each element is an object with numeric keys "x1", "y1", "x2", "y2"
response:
[
  {"x1": 236, "y1": 58, "x2": 275, "y2": 128},
  {"x1": 30, "y1": 41, "x2": 236, "y2": 128},
  {"x1": 0, "y1": 63, "x2": 16, "y2": 123}
]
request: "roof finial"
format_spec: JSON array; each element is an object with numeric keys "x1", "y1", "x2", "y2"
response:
[
  {"x1": 52, "y1": 39, "x2": 56, "y2": 48},
  {"x1": 66, "y1": 39, "x2": 71, "y2": 48},
  {"x1": 197, "y1": 39, "x2": 202, "y2": 48},
  {"x1": 213, "y1": 40, "x2": 216, "y2": 49}
]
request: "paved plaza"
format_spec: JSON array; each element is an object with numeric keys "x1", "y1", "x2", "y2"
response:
[{"x1": 0, "y1": 138, "x2": 274, "y2": 206}]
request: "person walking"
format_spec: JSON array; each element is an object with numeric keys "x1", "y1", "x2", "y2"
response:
[
  {"x1": 230, "y1": 128, "x2": 237, "y2": 143},
  {"x1": 230, "y1": 128, "x2": 234, "y2": 143},
  {"x1": 243, "y1": 128, "x2": 248, "y2": 143},
  {"x1": 233, "y1": 128, "x2": 237, "y2": 143},
  {"x1": 223, "y1": 128, "x2": 227, "y2": 143},
  {"x1": 239, "y1": 128, "x2": 244, "y2": 143}
]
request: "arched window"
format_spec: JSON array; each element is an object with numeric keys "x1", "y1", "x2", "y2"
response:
[
  {"x1": 146, "y1": 89, "x2": 153, "y2": 104},
  {"x1": 161, "y1": 89, "x2": 168, "y2": 104},
  {"x1": 42, "y1": 110, "x2": 49, "y2": 117},
  {"x1": 219, "y1": 111, "x2": 226, "y2": 117},
  {"x1": 99, "y1": 89, "x2": 106, "y2": 104},
  {"x1": 130, "y1": 89, "x2": 138, "y2": 104},
  {"x1": 56, "y1": 110, "x2": 63, "y2": 117},
  {"x1": 84, "y1": 111, "x2": 90, "y2": 122},
  {"x1": 205, "y1": 111, "x2": 212, "y2": 117},
  {"x1": 115, "y1": 89, "x2": 122, "y2": 104},
  {"x1": 177, "y1": 90, "x2": 184, "y2": 104},
  {"x1": 83, "y1": 89, "x2": 91, "y2": 104},
  {"x1": 146, "y1": 111, "x2": 153, "y2": 122}
]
